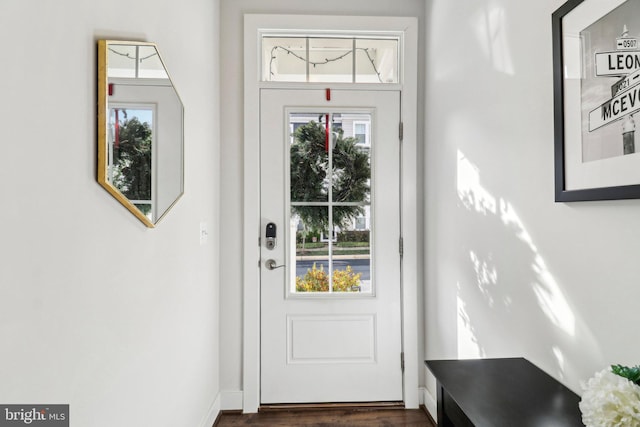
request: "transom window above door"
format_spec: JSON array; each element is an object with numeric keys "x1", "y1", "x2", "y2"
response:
[{"x1": 261, "y1": 36, "x2": 399, "y2": 83}]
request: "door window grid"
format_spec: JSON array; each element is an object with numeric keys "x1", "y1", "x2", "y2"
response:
[{"x1": 290, "y1": 112, "x2": 372, "y2": 294}]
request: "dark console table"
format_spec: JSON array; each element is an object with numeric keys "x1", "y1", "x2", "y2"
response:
[{"x1": 425, "y1": 358, "x2": 583, "y2": 427}]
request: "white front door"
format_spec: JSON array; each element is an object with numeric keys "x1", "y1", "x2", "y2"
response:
[{"x1": 260, "y1": 89, "x2": 402, "y2": 404}]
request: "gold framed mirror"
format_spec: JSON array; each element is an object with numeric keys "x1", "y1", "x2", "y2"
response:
[{"x1": 97, "y1": 40, "x2": 184, "y2": 227}]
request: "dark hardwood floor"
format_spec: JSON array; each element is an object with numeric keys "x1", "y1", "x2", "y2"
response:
[{"x1": 214, "y1": 406, "x2": 436, "y2": 427}]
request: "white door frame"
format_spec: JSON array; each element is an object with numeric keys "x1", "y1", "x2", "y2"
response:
[{"x1": 242, "y1": 14, "x2": 419, "y2": 413}]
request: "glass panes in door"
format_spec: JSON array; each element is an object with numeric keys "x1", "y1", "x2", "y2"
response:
[{"x1": 289, "y1": 112, "x2": 372, "y2": 294}]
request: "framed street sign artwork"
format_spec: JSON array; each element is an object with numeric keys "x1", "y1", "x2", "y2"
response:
[{"x1": 553, "y1": 0, "x2": 640, "y2": 201}]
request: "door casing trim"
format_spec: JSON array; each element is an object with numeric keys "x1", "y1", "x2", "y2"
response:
[{"x1": 243, "y1": 14, "x2": 419, "y2": 413}]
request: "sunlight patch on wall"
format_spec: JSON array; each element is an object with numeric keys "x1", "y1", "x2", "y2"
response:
[
  {"x1": 456, "y1": 286, "x2": 485, "y2": 359},
  {"x1": 457, "y1": 150, "x2": 496, "y2": 215},
  {"x1": 500, "y1": 201, "x2": 576, "y2": 337},
  {"x1": 473, "y1": 4, "x2": 515, "y2": 75},
  {"x1": 469, "y1": 251, "x2": 498, "y2": 308},
  {"x1": 552, "y1": 346, "x2": 566, "y2": 379},
  {"x1": 531, "y1": 270, "x2": 576, "y2": 337},
  {"x1": 457, "y1": 150, "x2": 576, "y2": 338}
]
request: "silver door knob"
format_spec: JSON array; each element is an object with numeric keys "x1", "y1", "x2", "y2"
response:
[{"x1": 265, "y1": 259, "x2": 285, "y2": 270}]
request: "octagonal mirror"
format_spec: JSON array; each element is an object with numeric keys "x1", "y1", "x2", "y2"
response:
[{"x1": 97, "y1": 40, "x2": 184, "y2": 227}]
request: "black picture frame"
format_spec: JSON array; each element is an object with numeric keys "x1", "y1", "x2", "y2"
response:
[{"x1": 553, "y1": 0, "x2": 640, "y2": 201}]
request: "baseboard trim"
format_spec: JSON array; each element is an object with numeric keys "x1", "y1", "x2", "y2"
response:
[
  {"x1": 217, "y1": 390, "x2": 427, "y2": 415},
  {"x1": 420, "y1": 387, "x2": 437, "y2": 421},
  {"x1": 199, "y1": 393, "x2": 221, "y2": 427},
  {"x1": 221, "y1": 390, "x2": 244, "y2": 410}
]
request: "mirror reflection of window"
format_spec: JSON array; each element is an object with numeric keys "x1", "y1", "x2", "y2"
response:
[
  {"x1": 108, "y1": 107, "x2": 155, "y2": 219},
  {"x1": 98, "y1": 40, "x2": 184, "y2": 227},
  {"x1": 107, "y1": 45, "x2": 168, "y2": 79}
]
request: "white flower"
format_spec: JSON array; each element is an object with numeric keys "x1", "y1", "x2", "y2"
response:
[{"x1": 580, "y1": 368, "x2": 640, "y2": 427}]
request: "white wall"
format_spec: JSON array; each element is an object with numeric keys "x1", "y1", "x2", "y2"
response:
[
  {"x1": 219, "y1": 0, "x2": 426, "y2": 401},
  {"x1": 0, "y1": 1, "x2": 221, "y2": 426},
  {"x1": 424, "y1": 0, "x2": 640, "y2": 405}
]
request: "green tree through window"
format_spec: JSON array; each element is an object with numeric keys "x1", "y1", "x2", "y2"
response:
[
  {"x1": 112, "y1": 115, "x2": 152, "y2": 215},
  {"x1": 290, "y1": 120, "x2": 370, "y2": 232}
]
